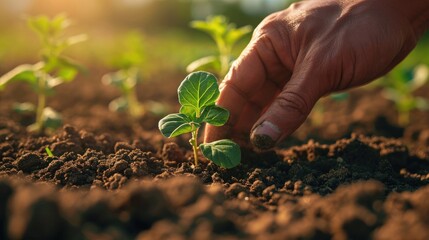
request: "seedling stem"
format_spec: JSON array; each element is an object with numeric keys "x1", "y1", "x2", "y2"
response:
[
  {"x1": 158, "y1": 71, "x2": 241, "y2": 169},
  {"x1": 124, "y1": 68, "x2": 144, "y2": 118},
  {"x1": 190, "y1": 126, "x2": 199, "y2": 166},
  {"x1": 35, "y1": 73, "x2": 47, "y2": 132}
]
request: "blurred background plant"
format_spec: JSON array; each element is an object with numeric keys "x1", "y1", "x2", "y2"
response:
[
  {"x1": 186, "y1": 15, "x2": 252, "y2": 79},
  {"x1": 102, "y1": 31, "x2": 146, "y2": 119},
  {"x1": 377, "y1": 64, "x2": 429, "y2": 126},
  {"x1": 102, "y1": 31, "x2": 171, "y2": 119},
  {"x1": 0, "y1": 0, "x2": 428, "y2": 132},
  {"x1": 0, "y1": 0, "x2": 293, "y2": 75},
  {"x1": 0, "y1": 14, "x2": 85, "y2": 133}
]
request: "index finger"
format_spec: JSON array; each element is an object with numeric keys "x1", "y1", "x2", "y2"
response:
[{"x1": 204, "y1": 33, "x2": 292, "y2": 146}]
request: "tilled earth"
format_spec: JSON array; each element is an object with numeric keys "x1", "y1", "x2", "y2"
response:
[
  {"x1": 1, "y1": 71, "x2": 429, "y2": 239},
  {"x1": 1, "y1": 122, "x2": 429, "y2": 239}
]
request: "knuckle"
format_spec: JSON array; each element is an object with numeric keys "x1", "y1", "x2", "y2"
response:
[
  {"x1": 253, "y1": 12, "x2": 296, "y2": 68},
  {"x1": 277, "y1": 91, "x2": 311, "y2": 116},
  {"x1": 255, "y1": 12, "x2": 285, "y2": 37}
]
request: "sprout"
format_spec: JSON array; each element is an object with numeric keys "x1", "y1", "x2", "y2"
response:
[
  {"x1": 187, "y1": 15, "x2": 252, "y2": 79},
  {"x1": 102, "y1": 31, "x2": 146, "y2": 119},
  {"x1": 45, "y1": 147, "x2": 54, "y2": 157},
  {"x1": 0, "y1": 14, "x2": 86, "y2": 133},
  {"x1": 158, "y1": 71, "x2": 241, "y2": 168},
  {"x1": 381, "y1": 64, "x2": 429, "y2": 126}
]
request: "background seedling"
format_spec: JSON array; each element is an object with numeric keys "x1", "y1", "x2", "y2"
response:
[
  {"x1": 0, "y1": 14, "x2": 86, "y2": 133},
  {"x1": 378, "y1": 64, "x2": 429, "y2": 126},
  {"x1": 186, "y1": 15, "x2": 252, "y2": 79},
  {"x1": 45, "y1": 147, "x2": 54, "y2": 157},
  {"x1": 158, "y1": 71, "x2": 241, "y2": 168},
  {"x1": 102, "y1": 31, "x2": 146, "y2": 119}
]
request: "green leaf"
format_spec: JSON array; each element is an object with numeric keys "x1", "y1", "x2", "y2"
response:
[
  {"x1": 191, "y1": 15, "x2": 252, "y2": 50},
  {"x1": 102, "y1": 69, "x2": 137, "y2": 93},
  {"x1": 186, "y1": 56, "x2": 221, "y2": 74},
  {"x1": 108, "y1": 97, "x2": 129, "y2": 113},
  {"x1": 42, "y1": 107, "x2": 63, "y2": 129},
  {"x1": 13, "y1": 102, "x2": 36, "y2": 114},
  {"x1": 28, "y1": 14, "x2": 70, "y2": 38},
  {"x1": 225, "y1": 25, "x2": 252, "y2": 47},
  {"x1": 28, "y1": 15, "x2": 51, "y2": 36},
  {"x1": 65, "y1": 34, "x2": 87, "y2": 47},
  {"x1": 102, "y1": 72, "x2": 126, "y2": 88},
  {"x1": 411, "y1": 64, "x2": 429, "y2": 91},
  {"x1": 57, "y1": 67, "x2": 77, "y2": 81},
  {"x1": 158, "y1": 113, "x2": 198, "y2": 138},
  {"x1": 330, "y1": 92, "x2": 349, "y2": 101},
  {"x1": 200, "y1": 139, "x2": 241, "y2": 168},
  {"x1": 50, "y1": 14, "x2": 71, "y2": 34},
  {"x1": 178, "y1": 71, "x2": 219, "y2": 117},
  {"x1": 382, "y1": 88, "x2": 400, "y2": 102},
  {"x1": 179, "y1": 105, "x2": 196, "y2": 119},
  {"x1": 199, "y1": 105, "x2": 229, "y2": 126},
  {"x1": 59, "y1": 56, "x2": 86, "y2": 71},
  {"x1": 0, "y1": 63, "x2": 43, "y2": 89},
  {"x1": 190, "y1": 15, "x2": 252, "y2": 78},
  {"x1": 46, "y1": 56, "x2": 84, "y2": 81},
  {"x1": 191, "y1": 15, "x2": 228, "y2": 38},
  {"x1": 45, "y1": 147, "x2": 54, "y2": 157}
]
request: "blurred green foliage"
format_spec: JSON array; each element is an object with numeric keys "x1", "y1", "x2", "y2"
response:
[
  {"x1": 378, "y1": 64, "x2": 429, "y2": 126},
  {"x1": 371, "y1": 35, "x2": 429, "y2": 125},
  {"x1": 0, "y1": 14, "x2": 85, "y2": 133},
  {"x1": 102, "y1": 31, "x2": 146, "y2": 118},
  {"x1": 187, "y1": 15, "x2": 252, "y2": 79}
]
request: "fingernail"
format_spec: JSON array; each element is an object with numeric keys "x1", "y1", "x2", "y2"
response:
[{"x1": 251, "y1": 121, "x2": 281, "y2": 150}]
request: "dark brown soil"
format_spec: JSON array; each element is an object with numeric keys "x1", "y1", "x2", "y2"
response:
[{"x1": 0, "y1": 70, "x2": 429, "y2": 239}]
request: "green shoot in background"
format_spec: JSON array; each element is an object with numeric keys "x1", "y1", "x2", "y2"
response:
[
  {"x1": 45, "y1": 147, "x2": 54, "y2": 157},
  {"x1": 102, "y1": 31, "x2": 146, "y2": 119},
  {"x1": 379, "y1": 64, "x2": 429, "y2": 126},
  {"x1": 187, "y1": 15, "x2": 252, "y2": 79},
  {"x1": 158, "y1": 71, "x2": 241, "y2": 169},
  {"x1": 0, "y1": 14, "x2": 86, "y2": 133}
]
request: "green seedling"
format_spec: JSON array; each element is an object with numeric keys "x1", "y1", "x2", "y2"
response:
[
  {"x1": 187, "y1": 15, "x2": 252, "y2": 79},
  {"x1": 45, "y1": 147, "x2": 54, "y2": 157},
  {"x1": 102, "y1": 32, "x2": 146, "y2": 118},
  {"x1": 0, "y1": 14, "x2": 86, "y2": 133},
  {"x1": 380, "y1": 64, "x2": 429, "y2": 126},
  {"x1": 158, "y1": 71, "x2": 241, "y2": 168}
]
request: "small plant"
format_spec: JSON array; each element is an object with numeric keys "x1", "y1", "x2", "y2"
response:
[
  {"x1": 380, "y1": 64, "x2": 429, "y2": 125},
  {"x1": 45, "y1": 147, "x2": 54, "y2": 157},
  {"x1": 187, "y1": 15, "x2": 252, "y2": 79},
  {"x1": 158, "y1": 71, "x2": 241, "y2": 168},
  {"x1": 102, "y1": 31, "x2": 145, "y2": 118},
  {"x1": 0, "y1": 14, "x2": 86, "y2": 133}
]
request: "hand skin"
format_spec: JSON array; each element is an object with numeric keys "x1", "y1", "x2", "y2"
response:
[{"x1": 204, "y1": 0, "x2": 429, "y2": 150}]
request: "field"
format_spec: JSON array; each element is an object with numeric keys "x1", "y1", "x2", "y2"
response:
[{"x1": 0, "y1": 1, "x2": 429, "y2": 239}]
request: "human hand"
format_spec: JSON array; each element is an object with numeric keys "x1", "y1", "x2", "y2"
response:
[{"x1": 204, "y1": 0, "x2": 428, "y2": 150}]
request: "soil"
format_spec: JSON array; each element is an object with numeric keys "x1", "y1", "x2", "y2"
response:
[{"x1": 0, "y1": 70, "x2": 429, "y2": 240}]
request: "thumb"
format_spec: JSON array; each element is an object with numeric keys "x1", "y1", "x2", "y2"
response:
[{"x1": 250, "y1": 68, "x2": 322, "y2": 150}]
